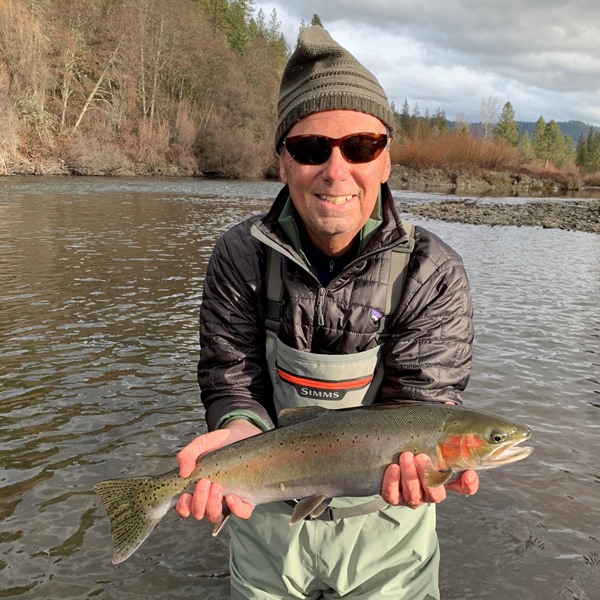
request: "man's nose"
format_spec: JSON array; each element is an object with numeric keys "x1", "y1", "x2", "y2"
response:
[{"x1": 321, "y1": 146, "x2": 350, "y2": 179}]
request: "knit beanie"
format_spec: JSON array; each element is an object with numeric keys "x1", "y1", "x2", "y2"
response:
[{"x1": 275, "y1": 25, "x2": 395, "y2": 151}]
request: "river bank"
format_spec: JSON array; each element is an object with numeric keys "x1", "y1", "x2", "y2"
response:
[
  {"x1": 388, "y1": 165, "x2": 600, "y2": 234},
  {"x1": 3, "y1": 163, "x2": 599, "y2": 234},
  {"x1": 398, "y1": 196, "x2": 600, "y2": 234}
]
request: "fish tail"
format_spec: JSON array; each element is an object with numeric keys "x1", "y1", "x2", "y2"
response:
[{"x1": 94, "y1": 474, "x2": 181, "y2": 564}]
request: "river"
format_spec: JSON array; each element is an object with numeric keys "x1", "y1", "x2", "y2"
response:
[{"x1": 1, "y1": 177, "x2": 599, "y2": 599}]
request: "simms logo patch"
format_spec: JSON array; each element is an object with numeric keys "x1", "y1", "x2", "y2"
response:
[{"x1": 276, "y1": 366, "x2": 374, "y2": 400}]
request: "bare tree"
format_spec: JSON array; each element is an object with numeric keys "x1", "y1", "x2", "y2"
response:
[{"x1": 480, "y1": 95, "x2": 499, "y2": 140}]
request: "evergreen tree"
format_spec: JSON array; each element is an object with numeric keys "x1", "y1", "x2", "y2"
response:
[
  {"x1": 251, "y1": 8, "x2": 289, "y2": 63},
  {"x1": 518, "y1": 131, "x2": 535, "y2": 160},
  {"x1": 578, "y1": 127, "x2": 600, "y2": 172},
  {"x1": 398, "y1": 99, "x2": 411, "y2": 134},
  {"x1": 533, "y1": 116, "x2": 548, "y2": 162},
  {"x1": 544, "y1": 119, "x2": 566, "y2": 166},
  {"x1": 494, "y1": 101, "x2": 520, "y2": 145},
  {"x1": 431, "y1": 108, "x2": 448, "y2": 133},
  {"x1": 227, "y1": 0, "x2": 251, "y2": 53},
  {"x1": 576, "y1": 133, "x2": 589, "y2": 170},
  {"x1": 199, "y1": 0, "x2": 229, "y2": 33}
]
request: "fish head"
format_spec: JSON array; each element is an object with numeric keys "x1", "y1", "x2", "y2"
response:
[{"x1": 438, "y1": 408, "x2": 533, "y2": 472}]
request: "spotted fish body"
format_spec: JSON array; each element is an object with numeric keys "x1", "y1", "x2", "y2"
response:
[{"x1": 94, "y1": 402, "x2": 532, "y2": 564}]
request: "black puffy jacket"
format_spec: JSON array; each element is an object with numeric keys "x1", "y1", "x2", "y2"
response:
[{"x1": 198, "y1": 183, "x2": 473, "y2": 431}]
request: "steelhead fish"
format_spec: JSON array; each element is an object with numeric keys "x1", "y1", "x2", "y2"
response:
[{"x1": 94, "y1": 402, "x2": 532, "y2": 564}]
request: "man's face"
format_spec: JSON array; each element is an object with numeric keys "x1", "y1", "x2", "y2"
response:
[{"x1": 279, "y1": 110, "x2": 391, "y2": 257}]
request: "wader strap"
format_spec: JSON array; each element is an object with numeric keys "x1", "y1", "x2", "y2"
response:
[
  {"x1": 285, "y1": 497, "x2": 389, "y2": 520},
  {"x1": 379, "y1": 219, "x2": 415, "y2": 335},
  {"x1": 265, "y1": 247, "x2": 283, "y2": 335}
]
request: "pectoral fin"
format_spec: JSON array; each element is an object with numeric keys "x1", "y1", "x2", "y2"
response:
[
  {"x1": 211, "y1": 505, "x2": 231, "y2": 537},
  {"x1": 422, "y1": 465, "x2": 454, "y2": 488}
]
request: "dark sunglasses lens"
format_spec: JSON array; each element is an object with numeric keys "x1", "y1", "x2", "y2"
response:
[
  {"x1": 285, "y1": 133, "x2": 388, "y2": 165},
  {"x1": 342, "y1": 134, "x2": 387, "y2": 163},
  {"x1": 285, "y1": 136, "x2": 331, "y2": 165}
]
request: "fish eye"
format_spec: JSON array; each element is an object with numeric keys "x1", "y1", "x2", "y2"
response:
[{"x1": 490, "y1": 430, "x2": 508, "y2": 444}]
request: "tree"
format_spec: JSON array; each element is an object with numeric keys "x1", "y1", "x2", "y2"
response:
[
  {"x1": 430, "y1": 108, "x2": 448, "y2": 134},
  {"x1": 397, "y1": 99, "x2": 411, "y2": 134},
  {"x1": 533, "y1": 118, "x2": 574, "y2": 168},
  {"x1": 518, "y1": 131, "x2": 535, "y2": 160},
  {"x1": 199, "y1": 0, "x2": 229, "y2": 33},
  {"x1": 533, "y1": 116, "x2": 548, "y2": 162},
  {"x1": 250, "y1": 8, "x2": 288, "y2": 65},
  {"x1": 226, "y1": 0, "x2": 255, "y2": 53},
  {"x1": 480, "y1": 95, "x2": 499, "y2": 140},
  {"x1": 0, "y1": 0, "x2": 52, "y2": 147},
  {"x1": 577, "y1": 127, "x2": 600, "y2": 172},
  {"x1": 494, "y1": 101, "x2": 519, "y2": 145}
]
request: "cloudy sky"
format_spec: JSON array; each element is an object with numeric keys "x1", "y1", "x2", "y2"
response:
[{"x1": 254, "y1": 0, "x2": 600, "y2": 127}]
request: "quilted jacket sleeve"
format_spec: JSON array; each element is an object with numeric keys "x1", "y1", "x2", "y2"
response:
[
  {"x1": 198, "y1": 220, "x2": 276, "y2": 431},
  {"x1": 378, "y1": 226, "x2": 474, "y2": 404}
]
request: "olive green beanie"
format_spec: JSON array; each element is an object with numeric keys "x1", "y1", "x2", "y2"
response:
[{"x1": 275, "y1": 25, "x2": 395, "y2": 151}]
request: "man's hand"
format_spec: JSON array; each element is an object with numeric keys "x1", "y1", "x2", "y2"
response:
[
  {"x1": 381, "y1": 451, "x2": 479, "y2": 509},
  {"x1": 175, "y1": 419, "x2": 261, "y2": 523}
]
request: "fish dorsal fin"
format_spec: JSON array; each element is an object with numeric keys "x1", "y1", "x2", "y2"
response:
[
  {"x1": 277, "y1": 407, "x2": 328, "y2": 427},
  {"x1": 290, "y1": 495, "x2": 330, "y2": 524},
  {"x1": 422, "y1": 465, "x2": 454, "y2": 488}
]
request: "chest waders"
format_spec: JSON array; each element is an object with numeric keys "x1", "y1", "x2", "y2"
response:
[
  {"x1": 230, "y1": 220, "x2": 440, "y2": 599},
  {"x1": 264, "y1": 221, "x2": 415, "y2": 520}
]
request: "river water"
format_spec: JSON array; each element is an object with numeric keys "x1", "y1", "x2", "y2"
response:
[{"x1": 1, "y1": 177, "x2": 599, "y2": 599}]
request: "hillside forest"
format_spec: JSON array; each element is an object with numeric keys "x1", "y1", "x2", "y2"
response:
[{"x1": 1, "y1": 0, "x2": 600, "y2": 184}]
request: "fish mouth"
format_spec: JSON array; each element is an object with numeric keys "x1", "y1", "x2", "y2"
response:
[
  {"x1": 489, "y1": 443, "x2": 533, "y2": 465},
  {"x1": 487, "y1": 428, "x2": 533, "y2": 466}
]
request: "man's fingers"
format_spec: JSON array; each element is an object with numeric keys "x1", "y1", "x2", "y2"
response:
[
  {"x1": 190, "y1": 479, "x2": 211, "y2": 520},
  {"x1": 204, "y1": 482, "x2": 224, "y2": 523},
  {"x1": 446, "y1": 469, "x2": 479, "y2": 496},
  {"x1": 415, "y1": 454, "x2": 446, "y2": 504},
  {"x1": 381, "y1": 463, "x2": 402, "y2": 505},
  {"x1": 176, "y1": 493, "x2": 192, "y2": 518},
  {"x1": 177, "y1": 430, "x2": 234, "y2": 477},
  {"x1": 400, "y1": 452, "x2": 423, "y2": 508},
  {"x1": 226, "y1": 494, "x2": 255, "y2": 519}
]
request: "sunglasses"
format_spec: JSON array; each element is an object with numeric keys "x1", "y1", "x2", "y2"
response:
[{"x1": 283, "y1": 132, "x2": 389, "y2": 165}]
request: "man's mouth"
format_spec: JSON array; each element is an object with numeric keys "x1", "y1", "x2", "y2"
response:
[{"x1": 316, "y1": 194, "x2": 354, "y2": 205}]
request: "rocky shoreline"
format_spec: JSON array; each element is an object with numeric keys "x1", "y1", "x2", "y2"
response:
[{"x1": 388, "y1": 166, "x2": 600, "y2": 235}]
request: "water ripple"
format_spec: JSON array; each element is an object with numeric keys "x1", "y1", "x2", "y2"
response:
[{"x1": 1, "y1": 179, "x2": 599, "y2": 599}]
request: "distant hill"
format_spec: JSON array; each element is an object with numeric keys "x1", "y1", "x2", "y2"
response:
[
  {"x1": 518, "y1": 120, "x2": 593, "y2": 142},
  {"x1": 466, "y1": 120, "x2": 594, "y2": 143}
]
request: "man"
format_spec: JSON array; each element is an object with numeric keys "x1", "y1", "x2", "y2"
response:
[{"x1": 177, "y1": 25, "x2": 478, "y2": 600}]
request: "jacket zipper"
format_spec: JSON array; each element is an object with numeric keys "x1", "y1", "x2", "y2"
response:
[
  {"x1": 250, "y1": 222, "x2": 412, "y2": 329},
  {"x1": 316, "y1": 287, "x2": 326, "y2": 326}
]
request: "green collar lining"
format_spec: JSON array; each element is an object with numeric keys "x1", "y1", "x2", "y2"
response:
[{"x1": 277, "y1": 191, "x2": 384, "y2": 258}]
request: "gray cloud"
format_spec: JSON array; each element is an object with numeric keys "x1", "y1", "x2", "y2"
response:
[{"x1": 255, "y1": 0, "x2": 600, "y2": 125}]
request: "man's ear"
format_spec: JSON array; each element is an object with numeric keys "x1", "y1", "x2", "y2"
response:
[
  {"x1": 381, "y1": 149, "x2": 391, "y2": 183},
  {"x1": 279, "y1": 153, "x2": 288, "y2": 184}
]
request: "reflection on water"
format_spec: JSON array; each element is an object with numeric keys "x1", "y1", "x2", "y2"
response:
[{"x1": 1, "y1": 177, "x2": 599, "y2": 599}]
